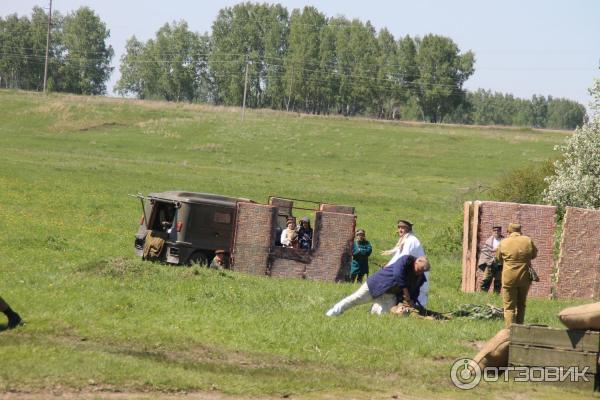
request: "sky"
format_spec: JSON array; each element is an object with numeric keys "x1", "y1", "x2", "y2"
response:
[{"x1": 4, "y1": 0, "x2": 600, "y2": 109}]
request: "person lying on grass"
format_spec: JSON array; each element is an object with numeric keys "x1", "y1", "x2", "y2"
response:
[{"x1": 326, "y1": 255, "x2": 430, "y2": 316}]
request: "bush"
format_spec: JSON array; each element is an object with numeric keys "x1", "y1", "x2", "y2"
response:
[
  {"x1": 489, "y1": 159, "x2": 556, "y2": 204},
  {"x1": 544, "y1": 119, "x2": 600, "y2": 214}
]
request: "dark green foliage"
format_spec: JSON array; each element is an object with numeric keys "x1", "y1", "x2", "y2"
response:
[
  {"x1": 466, "y1": 89, "x2": 587, "y2": 130},
  {"x1": 489, "y1": 159, "x2": 556, "y2": 204},
  {"x1": 115, "y1": 22, "x2": 209, "y2": 101},
  {"x1": 0, "y1": 7, "x2": 62, "y2": 91},
  {"x1": 450, "y1": 304, "x2": 503, "y2": 320},
  {"x1": 115, "y1": 4, "x2": 475, "y2": 119},
  {"x1": 283, "y1": 6, "x2": 325, "y2": 113},
  {"x1": 546, "y1": 97, "x2": 587, "y2": 129},
  {"x1": 0, "y1": 7, "x2": 113, "y2": 94},
  {"x1": 209, "y1": 3, "x2": 289, "y2": 107},
  {"x1": 413, "y1": 34, "x2": 475, "y2": 123}
]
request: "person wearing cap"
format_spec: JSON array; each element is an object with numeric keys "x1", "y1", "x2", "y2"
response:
[
  {"x1": 209, "y1": 249, "x2": 227, "y2": 270},
  {"x1": 477, "y1": 226, "x2": 504, "y2": 293},
  {"x1": 296, "y1": 217, "x2": 313, "y2": 250},
  {"x1": 0, "y1": 296, "x2": 22, "y2": 329},
  {"x1": 326, "y1": 255, "x2": 430, "y2": 316},
  {"x1": 350, "y1": 229, "x2": 372, "y2": 283},
  {"x1": 381, "y1": 219, "x2": 428, "y2": 306},
  {"x1": 496, "y1": 223, "x2": 538, "y2": 328},
  {"x1": 280, "y1": 219, "x2": 298, "y2": 248}
]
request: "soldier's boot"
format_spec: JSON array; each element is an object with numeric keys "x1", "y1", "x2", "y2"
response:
[
  {"x1": 480, "y1": 267, "x2": 493, "y2": 292},
  {"x1": 480, "y1": 277, "x2": 492, "y2": 292},
  {"x1": 0, "y1": 298, "x2": 22, "y2": 329},
  {"x1": 515, "y1": 307, "x2": 526, "y2": 325},
  {"x1": 493, "y1": 279, "x2": 502, "y2": 294},
  {"x1": 6, "y1": 310, "x2": 22, "y2": 329},
  {"x1": 504, "y1": 309, "x2": 516, "y2": 328}
]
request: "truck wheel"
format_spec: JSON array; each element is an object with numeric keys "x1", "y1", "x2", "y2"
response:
[{"x1": 187, "y1": 252, "x2": 208, "y2": 267}]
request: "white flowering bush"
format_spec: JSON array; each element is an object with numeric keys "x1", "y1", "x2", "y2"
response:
[
  {"x1": 544, "y1": 79, "x2": 600, "y2": 212},
  {"x1": 590, "y1": 79, "x2": 600, "y2": 116}
]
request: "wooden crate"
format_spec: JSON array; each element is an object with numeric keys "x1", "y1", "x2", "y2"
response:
[
  {"x1": 508, "y1": 324, "x2": 600, "y2": 391},
  {"x1": 510, "y1": 324, "x2": 600, "y2": 353},
  {"x1": 509, "y1": 345, "x2": 598, "y2": 372}
]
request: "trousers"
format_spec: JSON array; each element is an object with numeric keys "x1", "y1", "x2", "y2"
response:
[
  {"x1": 502, "y1": 282, "x2": 531, "y2": 328},
  {"x1": 481, "y1": 262, "x2": 502, "y2": 293},
  {"x1": 329, "y1": 283, "x2": 398, "y2": 315}
]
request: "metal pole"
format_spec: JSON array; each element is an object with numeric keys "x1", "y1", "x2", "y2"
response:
[
  {"x1": 241, "y1": 61, "x2": 249, "y2": 121},
  {"x1": 43, "y1": 0, "x2": 52, "y2": 93}
]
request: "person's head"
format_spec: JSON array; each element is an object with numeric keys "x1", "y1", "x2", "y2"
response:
[
  {"x1": 355, "y1": 229, "x2": 366, "y2": 240},
  {"x1": 300, "y1": 216, "x2": 311, "y2": 228},
  {"x1": 492, "y1": 225, "x2": 502, "y2": 238},
  {"x1": 508, "y1": 223, "x2": 522, "y2": 233},
  {"x1": 286, "y1": 220, "x2": 295, "y2": 229},
  {"x1": 215, "y1": 249, "x2": 225, "y2": 259},
  {"x1": 397, "y1": 219, "x2": 413, "y2": 236},
  {"x1": 414, "y1": 256, "x2": 430, "y2": 275}
]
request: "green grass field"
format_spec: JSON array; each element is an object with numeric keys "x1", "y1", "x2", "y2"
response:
[{"x1": 0, "y1": 90, "x2": 594, "y2": 399}]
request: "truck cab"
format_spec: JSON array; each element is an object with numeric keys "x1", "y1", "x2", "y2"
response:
[{"x1": 134, "y1": 191, "x2": 253, "y2": 265}]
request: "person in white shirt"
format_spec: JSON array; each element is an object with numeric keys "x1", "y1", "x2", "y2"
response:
[
  {"x1": 280, "y1": 219, "x2": 298, "y2": 247},
  {"x1": 377, "y1": 219, "x2": 429, "y2": 309},
  {"x1": 477, "y1": 225, "x2": 504, "y2": 293}
]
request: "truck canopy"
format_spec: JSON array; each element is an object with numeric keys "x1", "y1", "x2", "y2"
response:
[{"x1": 148, "y1": 191, "x2": 253, "y2": 207}]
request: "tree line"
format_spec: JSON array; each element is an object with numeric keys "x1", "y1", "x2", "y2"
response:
[
  {"x1": 1, "y1": 3, "x2": 587, "y2": 129},
  {"x1": 448, "y1": 90, "x2": 587, "y2": 129},
  {"x1": 0, "y1": 6, "x2": 113, "y2": 94}
]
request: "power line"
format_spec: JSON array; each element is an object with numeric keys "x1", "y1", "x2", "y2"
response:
[{"x1": 0, "y1": 52, "x2": 467, "y2": 92}]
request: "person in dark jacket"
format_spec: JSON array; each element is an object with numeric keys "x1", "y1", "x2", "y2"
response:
[
  {"x1": 350, "y1": 229, "x2": 372, "y2": 282},
  {"x1": 326, "y1": 255, "x2": 430, "y2": 316},
  {"x1": 0, "y1": 296, "x2": 22, "y2": 329},
  {"x1": 296, "y1": 217, "x2": 313, "y2": 250}
]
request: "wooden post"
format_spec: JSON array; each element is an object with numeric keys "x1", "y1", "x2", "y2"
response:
[{"x1": 43, "y1": 0, "x2": 52, "y2": 93}]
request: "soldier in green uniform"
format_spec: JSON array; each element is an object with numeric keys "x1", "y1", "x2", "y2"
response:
[
  {"x1": 350, "y1": 229, "x2": 372, "y2": 283},
  {"x1": 478, "y1": 226, "x2": 504, "y2": 293},
  {"x1": 496, "y1": 223, "x2": 538, "y2": 328}
]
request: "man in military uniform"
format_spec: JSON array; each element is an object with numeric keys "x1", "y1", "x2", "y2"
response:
[
  {"x1": 496, "y1": 223, "x2": 538, "y2": 328},
  {"x1": 209, "y1": 249, "x2": 227, "y2": 270},
  {"x1": 478, "y1": 226, "x2": 504, "y2": 293}
]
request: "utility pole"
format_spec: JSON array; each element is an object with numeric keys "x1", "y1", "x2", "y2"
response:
[
  {"x1": 286, "y1": 65, "x2": 294, "y2": 112},
  {"x1": 43, "y1": 0, "x2": 52, "y2": 94},
  {"x1": 241, "y1": 60, "x2": 249, "y2": 121}
]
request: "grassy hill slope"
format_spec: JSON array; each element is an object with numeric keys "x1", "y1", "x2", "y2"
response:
[{"x1": 0, "y1": 90, "x2": 589, "y2": 399}]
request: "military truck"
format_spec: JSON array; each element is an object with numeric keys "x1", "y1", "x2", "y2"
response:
[{"x1": 133, "y1": 191, "x2": 254, "y2": 265}]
